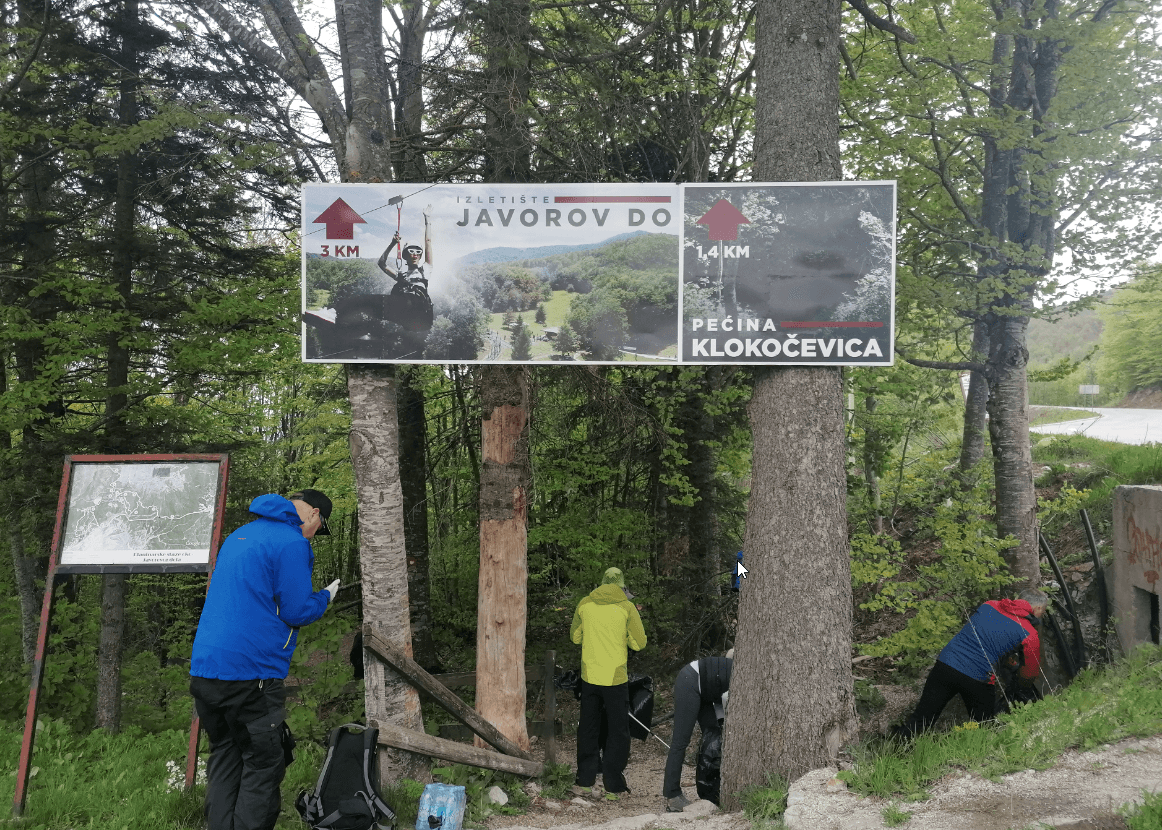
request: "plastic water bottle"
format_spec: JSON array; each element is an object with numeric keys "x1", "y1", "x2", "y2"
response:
[{"x1": 415, "y1": 783, "x2": 467, "y2": 830}]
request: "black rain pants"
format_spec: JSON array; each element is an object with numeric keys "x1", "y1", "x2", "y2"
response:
[
  {"x1": 662, "y1": 662, "x2": 721, "y2": 798},
  {"x1": 897, "y1": 660, "x2": 998, "y2": 739},
  {"x1": 576, "y1": 680, "x2": 631, "y2": 793},
  {"x1": 190, "y1": 676, "x2": 287, "y2": 830}
]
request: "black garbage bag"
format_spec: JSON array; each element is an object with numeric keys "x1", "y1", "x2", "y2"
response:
[
  {"x1": 627, "y1": 674, "x2": 654, "y2": 740},
  {"x1": 555, "y1": 669, "x2": 582, "y2": 700},
  {"x1": 695, "y1": 727, "x2": 722, "y2": 805}
]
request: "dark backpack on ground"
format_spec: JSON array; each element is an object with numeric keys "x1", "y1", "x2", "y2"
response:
[{"x1": 296, "y1": 723, "x2": 395, "y2": 830}]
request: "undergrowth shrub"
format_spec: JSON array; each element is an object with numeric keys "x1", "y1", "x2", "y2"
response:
[
  {"x1": 851, "y1": 454, "x2": 1017, "y2": 669},
  {"x1": 840, "y1": 644, "x2": 1162, "y2": 800}
]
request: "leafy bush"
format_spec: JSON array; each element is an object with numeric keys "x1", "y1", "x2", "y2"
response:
[
  {"x1": 1123, "y1": 789, "x2": 1162, "y2": 830},
  {"x1": 0, "y1": 718, "x2": 207, "y2": 829},
  {"x1": 285, "y1": 612, "x2": 362, "y2": 742},
  {"x1": 852, "y1": 455, "x2": 1017, "y2": 669},
  {"x1": 430, "y1": 762, "x2": 531, "y2": 825}
]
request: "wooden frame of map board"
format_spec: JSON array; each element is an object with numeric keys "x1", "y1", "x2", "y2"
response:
[{"x1": 13, "y1": 454, "x2": 230, "y2": 817}]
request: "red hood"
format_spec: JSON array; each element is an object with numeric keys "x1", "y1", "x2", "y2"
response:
[{"x1": 994, "y1": 598, "x2": 1033, "y2": 619}]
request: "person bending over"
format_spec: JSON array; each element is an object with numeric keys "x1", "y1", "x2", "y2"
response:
[
  {"x1": 662, "y1": 649, "x2": 732, "y2": 812},
  {"x1": 189, "y1": 490, "x2": 340, "y2": 830},
  {"x1": 894, "y1": 589, "x2": 1048, "y2": 739}
]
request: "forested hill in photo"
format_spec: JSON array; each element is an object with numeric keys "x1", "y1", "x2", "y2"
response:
[
  {"x1": 449, "y1": 230, "x2": 657, "y2": 269},
  {"x1": 455, "y1": 231, "x2": 680, "y2": 359}
]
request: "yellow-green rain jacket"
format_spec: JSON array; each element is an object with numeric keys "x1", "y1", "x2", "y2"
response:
[{"x1": 570, "y1": 583, "x2": 647, "y2": 686}]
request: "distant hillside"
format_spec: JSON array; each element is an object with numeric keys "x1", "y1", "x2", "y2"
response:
[
  {"x1": 1027, "y1": 305, "x2": 1103, "y2": 366},
  {"x1": 450, "y1": 231, "x2": 656, "y2": 270}
]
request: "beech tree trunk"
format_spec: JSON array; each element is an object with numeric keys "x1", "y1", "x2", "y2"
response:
[
  {"x1": 957, "y1": 320, "x2": 990, "y2": 480},
  {"x1": 398, "y1": 368, "x2": 439, "y2": 671},
  {"x1": 987, "y1": 316, "x2": 1038, "y2": 587},
  {"x1": 719, "y1": 0, "x2": 856, "y2": 804},
  {"x1": 475, "y1": 366, "x2": 531, "y2": 751},
  {"x1": 348, "y1": 366, "x2": 425, "y2": 778}
]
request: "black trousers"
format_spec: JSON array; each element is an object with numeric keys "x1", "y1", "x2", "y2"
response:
[
  {"x1": 576, "y1": 680, "x2": 631, "y2": 793},
  {"x1": 897, "y1": 660, "x2": 998, "y2": 739},
  {"x1": 190, "y1": 677, "x2": 287, "y2": 830},
  {"x1": 662, "y1": 663, "x2": 720, "y2": 798}
]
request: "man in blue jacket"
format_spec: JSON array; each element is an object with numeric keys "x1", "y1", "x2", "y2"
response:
[
  {"x1": 190, "y1": 490, "x2": 340, "y2": 830},
  {"x1": 894, "y1": 589, "x2": 1048, "y2": 739}
]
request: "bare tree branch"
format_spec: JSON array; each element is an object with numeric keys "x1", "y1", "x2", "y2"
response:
[{"x1": 845, "y1": 0, "x2": 916, "y2": 44}]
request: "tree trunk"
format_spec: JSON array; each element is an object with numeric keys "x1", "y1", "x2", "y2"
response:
[
  {"x1": 95, "y1": 573, "x2": 128, "y2": 731},
  {"x1": 347, "y1": 365, "x2": 425, "y2": 779},
  {"x1": 398, "y1": 367, "x2": 439, "y2": 671},
  {"x1": 393, "y1": 0, "x2": 429, "y2": 181},
  {"x1": 957, "y1": 320, "x2": 990, "y2": 480},
  {"x1": 475, "y1": 366, "x2": 531, "y2": 751},
  {"x1": 987, "y1": 315, "x2": 1038, "y2": 588},
  {"x1": 719, "y1": 0, "x2": 856, "y2": 804},
  {"x1": 473, "y1": 0, "x2": 534, "y2": 751},
  {"x1": 95, "y1": 0, "x2": 140, "y2": 733},
  {"x1": 480, "y1": 0, "x2": 532, "y2": 183}
]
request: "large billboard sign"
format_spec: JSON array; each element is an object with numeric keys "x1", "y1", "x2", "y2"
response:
[{"x1": 301, "y1": 181, "x2": 894, "y2": 365}]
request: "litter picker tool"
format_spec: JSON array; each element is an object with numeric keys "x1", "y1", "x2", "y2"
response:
[
  {"x1": 628, "y1": 711, "x2": 669, "y2": 750},
  {"x1": 389, "y1": 194, "x2": 404, "y2": 269}
]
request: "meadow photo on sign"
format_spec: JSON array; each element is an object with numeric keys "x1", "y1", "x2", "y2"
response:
[
  {"x1": 59, "y1": 461, "x2": 221, "y2": 571},
  {"x1": 681, "y1": 182, "x2": 896, "y2": 365},
  {"x1": 301, "y1": 183, "x2": 680, "y2": 363}
]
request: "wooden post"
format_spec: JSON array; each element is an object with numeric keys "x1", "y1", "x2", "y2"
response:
[
  {"x1": 543, "y1": 649, "x2": 556, "y2": 765},
  {"x1": 374, "y1": 723, "x2": 542, "y2": 777},
  {"x1": 362, "y1": 624, "x2": 533, "y2": 761}
]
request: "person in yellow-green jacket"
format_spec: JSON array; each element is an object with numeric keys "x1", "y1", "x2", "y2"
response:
[{"x1": 570, "y1": 567, "x2": 647, "y2": 797}]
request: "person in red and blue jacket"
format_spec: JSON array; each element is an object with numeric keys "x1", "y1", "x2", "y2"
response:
[
  {"x1": 190, "y1": 491, "x2": 340, "y2": 830},
  {"x1": 894, "y1": 589, "x2": 1048, "y2": 739}
]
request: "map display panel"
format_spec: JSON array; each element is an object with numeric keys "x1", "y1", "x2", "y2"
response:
[{"x1": 60, "y1": 461, "x2": 221, "y2": 569}]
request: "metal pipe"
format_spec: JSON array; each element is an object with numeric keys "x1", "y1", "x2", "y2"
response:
[{"x1": 1039, "y1": 531, "x2": 1087, "y2": 670}]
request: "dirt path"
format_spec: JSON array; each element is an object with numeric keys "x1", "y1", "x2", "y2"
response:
[
  {"x1": 483, "y1": 718, "x2": 1162, "y2": 830},
  {"x1": 785, "y1": 734, "x2": 1162, "y2": 830}
]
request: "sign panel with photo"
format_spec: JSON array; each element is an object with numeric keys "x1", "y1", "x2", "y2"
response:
[
  {"x1": 300, "y1": 182, "x2": 895, "y2": 365},
  {"x1": 681, "y1": 182, "x2": 896, "y2": 365},
  {"x1": 302, "y1": 183, "x2": 680, "y2": 363}
]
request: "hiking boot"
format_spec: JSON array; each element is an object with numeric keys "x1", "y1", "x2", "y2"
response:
[
  {"x1": 666, "y1": 793, "x2": 691, "y2": 812},
  {"x1": 571, "y1": 784, "x2": 594, "y2": 798}
]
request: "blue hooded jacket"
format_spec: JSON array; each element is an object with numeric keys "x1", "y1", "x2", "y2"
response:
[{"x1": 191, "y1": 494, "x2": 330, "y2": 680}]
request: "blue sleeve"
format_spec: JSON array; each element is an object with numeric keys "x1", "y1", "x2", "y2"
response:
[{"x1": 273, "y1": 536, "x2": 330, "y2": 626}]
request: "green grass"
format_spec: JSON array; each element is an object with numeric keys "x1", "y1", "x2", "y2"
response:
[
  {"x1": 739, "y1": 773, "x2": 789, "y2": 829},
  {"x1": 881, "y1": 802, "x2": 912, "y2": 826},
  {"x1": 841, "y1": 645, "x2": 1162, "y2": 801},
  {"x1": 0, "y1": 720, "x2": 207, "y2": 830},
  {"x1": 1123, "y1": 789, "x2": 1162, "y2": 829},
  {"x1": 1028, "y1": 406, "x2": 1100, "y2": 426}
]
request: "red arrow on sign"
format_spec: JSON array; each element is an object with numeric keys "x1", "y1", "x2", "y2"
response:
[
  {"x1": 696, "y1": 199, "x2": 751, "y2": 241},
  {"x1": 313, "y1": 198, "x2": 366, "y2": 240}
]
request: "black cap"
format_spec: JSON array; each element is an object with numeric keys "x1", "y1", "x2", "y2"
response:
[{"x1": 290, "y1": 489, "x2": 332, "y2": 536}]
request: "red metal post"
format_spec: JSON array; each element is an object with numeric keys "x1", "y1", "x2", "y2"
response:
[{"x1": 12, "y1": 458, "x2": 73, "y2": 817}]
